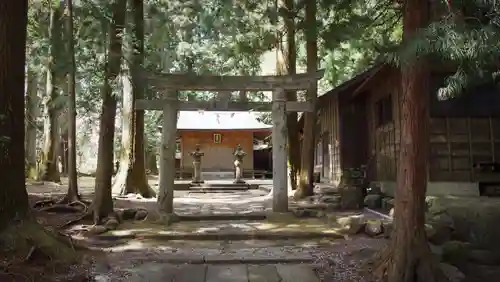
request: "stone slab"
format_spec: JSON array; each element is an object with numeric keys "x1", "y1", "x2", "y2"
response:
[
  {"x1": 127, "y1": 262, "x2": 178, "y2": 282},
  {"x1": 204, "y1": 253, "x2": 314, "y2": 264},
  {"x1": 276, "y1": 264, "x2": 319, "y2": 282},
  {"x1": 173, "y1": 264, "x2": 207, "y2": 282},
  {"x1": 178, "y1": 213, "x2": 267, "y2": 221},
  {"x1": 248, "y1": 265, "x2": 281, "y2": 282},
  {"x1": 161, "y1": 253, "x2": 205, "y2": 264},
  {"x1": 206, "y1": 265, "x2": 248, "y2": 282}
]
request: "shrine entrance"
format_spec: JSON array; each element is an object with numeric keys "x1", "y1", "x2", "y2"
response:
[{"x1": 136, "y1": 70, "x2": 324, "y2": 221}]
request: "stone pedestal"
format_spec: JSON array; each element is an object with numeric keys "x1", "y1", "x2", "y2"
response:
[{"x1": 192, "y1": 161, "x2": 204, "y2": 184}]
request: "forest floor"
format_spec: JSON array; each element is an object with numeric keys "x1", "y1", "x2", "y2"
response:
[{"x1": 20, "y1": 176, "x2": 388, "y2": 282}]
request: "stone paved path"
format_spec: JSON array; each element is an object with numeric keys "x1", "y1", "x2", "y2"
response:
[
  {"x1": 90, "y1": 239, "x2": 332, "y2": 282},
  {"x1": 102, "y1": 263, "x2": 319, "y2": 282},
  {"x1": 31, "y1": 177, "x2": 389, "y2": 282}
]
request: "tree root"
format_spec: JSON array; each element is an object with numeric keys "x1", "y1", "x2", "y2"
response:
[
  {"x1": 368, "y1": 247, "x2": 451, "y2": 282},
  {"x1": 33, "y1": 195, "x2": 91, "y2": 219},
  {"x1": 0, "y1": 219, "x2": 79, "y2": 264}
]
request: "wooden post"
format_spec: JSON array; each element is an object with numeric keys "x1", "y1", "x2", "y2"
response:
[
  {"x1": 272, "y1": 88, "x2": 288, "y2": 212},
  {"x1": 158, "y1": 90, "x2": 178, "y2": 216}
]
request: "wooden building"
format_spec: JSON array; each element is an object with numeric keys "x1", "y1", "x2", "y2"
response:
[
  {"x1": 170, "y1": 111, "x2": 272, "y2": 178},
  {"x1": 306, "y1": 63, "x2": 500, "y2": 196}
]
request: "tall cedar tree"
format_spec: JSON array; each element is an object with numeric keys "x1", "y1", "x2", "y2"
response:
[
  {"x1": 0, "y1": 0, "x2": 75, "y2": 261},
  {"x1": 112, "y1": 0, "x2": 156, "y2": 197},
  {"x1": 0, "y1": 1, "x2": 31, "y2": 230},
  {"x1": 93, "y1": 0, "x2": 127, "y2": 223},
  {"x1": 295, "y1": 0, "x2": 317, "y2": 198},
  {"x1": 373, "y1": 0, "x2": 448, "y2": 281},
  {"x1": 64, "y1": 0, "x2": 80, "y2": 201}
]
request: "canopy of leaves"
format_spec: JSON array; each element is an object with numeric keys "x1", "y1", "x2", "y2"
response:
[{"x1": 389, "y1": 0, "x2": 500, "y2": 98}]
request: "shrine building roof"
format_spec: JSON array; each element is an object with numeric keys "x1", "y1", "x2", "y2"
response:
[{"x1": 172, "y1": 111, "x2": 271, "y2": 131}]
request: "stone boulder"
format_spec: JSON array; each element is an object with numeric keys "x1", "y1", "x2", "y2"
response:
[
  {"x1": 364, "y1": 194, "x2": 382, "y2": 209},
  {"x1": 339, "y1": 186, "x2": 364, "y2": 210},
  {"x1": 440, "y1": 263, "x2": 466, "y2": 282},
  {"x1": 426, "y1": 213, "x2": 455, "y2": 245},
  {"x1": 441, "y1": 240, "x2": 472, "y2": 266},
  {"x1": 381, "y1": 197, "x2": 394, "y2": 211},
  {"x1": 337, "y1": 215, "x2": 365, "y2": 235},
  {"x1": 365, "y1": 219, "x2": 383, "y2": 237},
  {"x1": 382, "y1": 222, "x2": 393, "y2": 238},
  {"x1": 426, "y1": 196, "x2": 500, "y2": 250},
  {"x1": 468, "y1": 249, "x2": 500, "y2": 265}
]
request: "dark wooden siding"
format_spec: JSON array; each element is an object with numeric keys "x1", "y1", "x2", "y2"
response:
[
  {"x1": 316, "y1": 94, "x2": 342, "y2": 185},
  {"x1": 365, "y1": 70, "x2": 401, "y2": 182},
  {"x1": 315, "y1": 67, "x2": 500, "y2": 184}
]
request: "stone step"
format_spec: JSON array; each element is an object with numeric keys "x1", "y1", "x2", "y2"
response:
[
  {"x1": 187, "y1": 189, "x2": 250, "y2": 193},
  {"x1": 92, "y1": 263, "x2": 320, "y2": 282},
  {"x1": 178, "y1": 213, "x2": 267, "y2": 221},
  {"x1": 191, "y1": 183, "x2": 254, "y2": 189},
  {"x1": 94, "y1": 230, "x2": 345, "y2": 241}
]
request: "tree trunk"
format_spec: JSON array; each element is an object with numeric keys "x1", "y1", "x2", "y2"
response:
[
  {"x1": 295, "y1": 0, "x2": 317, "y2": 198},
  {"x1": 64, "y1": 0, "x2": 79, "y2": 201},
  {"x1": 0, "y1": 0, "x2": 31, "y2": 229},
  {"x1": 373, "y1": 1, "x2": 446, "y2": 281},
  {"x1": 276, "y1": 0, "x2": 300, "y2": 191},
  {"x1": 93, "y1": 0, "x2": 127, "y2": 223},
  {"x1": 40, "y1": 3, "x2": 62, "y2": 183},
  {"x1": 25, "y1": 69, "x2": 38, "y2": 180},
  {"x1": 60, "y1": 131, "x2": 68, "y2": 176},
  {"x1": 0, "y1": 1, "x2": 76, "y2": 261},
  {"x1": 112, "y1": 0, "x2": 155, "y2": 198}
]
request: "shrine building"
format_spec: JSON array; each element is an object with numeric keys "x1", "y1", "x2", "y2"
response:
[{"x1": 167, "y1": 111, "x2": 272, "y2": 179}]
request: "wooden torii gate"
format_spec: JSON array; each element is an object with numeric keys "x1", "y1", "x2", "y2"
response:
[{"x1": 135, "y1": 70, "x2": 324, "y2": 222}]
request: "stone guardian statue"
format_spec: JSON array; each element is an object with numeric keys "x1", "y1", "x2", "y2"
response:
[
  {"x1": 233, "y1": 144, "x2": 246, "y2": 184},
  {"x1": 190, "y1": 144, "x2": 204, "y2": 184}
]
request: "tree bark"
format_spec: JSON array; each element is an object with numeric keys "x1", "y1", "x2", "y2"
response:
[
  {"x1": 295, "y1": 0, "x2": 317, "y2": 198},
  {"x1": 112, "y1": 0, "x2": 155, "y2": 198},
  {"x1": 60, "y1": 130, "x2": 69, "y2": 176},
  {"x1": 93, "y1": 0, "x2": 127, "y2": 223},
  {"x1": 276, "y1": 0, "x2": 300, "y2": 191},
  {"x1": 40, "y1": 3, "x2": 62, "y2": 183},
  {"x1": 0, "y1": 1, "x2": 76, "y2": 262},
  {"x1": 0, "y1": 0, "x2": 31, "y2": 230},
  {"x1": 25, "y1": 69, "x2": 39, "y2": 180},
  {"x1": 64, "y1": 0, "x2": 79, "y2": 201},
  {"x1": 373, "y1": 1, "x2": 447, "y2": 281}
]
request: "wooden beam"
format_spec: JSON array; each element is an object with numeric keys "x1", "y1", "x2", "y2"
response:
[
  {"x1": 272, "y1": 88, "x2": 288, "y2": 212},
  {"x1": 135, "y1": 100, "x2": 313, "y2": 112},
  {"x1": 142, "y1": 70, "x2": 325, "y2": 91}
]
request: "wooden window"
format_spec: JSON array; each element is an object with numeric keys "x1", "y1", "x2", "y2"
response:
[
  {"x1": 213, "y1": 133, "x2": 222, "y2": 144},
  {"x1": 376, "y1": 95, "x2": 393, "y2": 127}
]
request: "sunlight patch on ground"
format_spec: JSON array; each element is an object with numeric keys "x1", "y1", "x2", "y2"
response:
[{"x1": 102, "y1": 218, "x2": 343, "y2": 238}]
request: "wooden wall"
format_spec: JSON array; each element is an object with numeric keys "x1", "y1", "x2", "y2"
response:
[
  {"x1": 179, "y1": 131, "x2": 256, "y2": 170},
  {"x1": 365, "y1": 69, "x2": 401, "y2": 181},
  {"x1": 429, "y1": 117, "x2": 500, "y2": 182},
  {"x1": 365, "y1": 70, "x2": 500, "y2": 183},
  {"x1": 316, "y1": 95, "x2": 342, "y2": 185},
  {"x1": 314, "y1": 67, "x2": 500, "y2": 185}
]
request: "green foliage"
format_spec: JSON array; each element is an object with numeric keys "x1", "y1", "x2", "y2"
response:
[
  {"x1": 24, "y1": 0, "x2": 406, "y2": 157},
  {"x1": 316, "y1": 0, "x2": 402, "y2": 87},
  {"x1": 388, "y1": 0, "x2": 500, "y2": 98}
]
